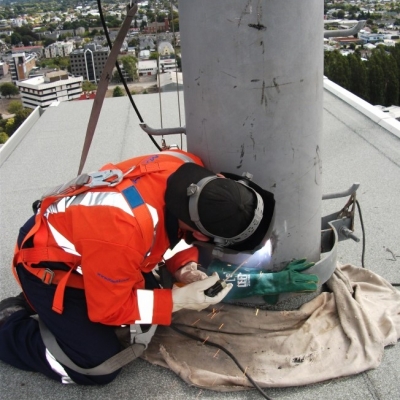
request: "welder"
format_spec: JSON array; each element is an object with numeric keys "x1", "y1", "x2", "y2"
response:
[{"x1": 0, "y1": 148, "x2": 276, "y2": 385}]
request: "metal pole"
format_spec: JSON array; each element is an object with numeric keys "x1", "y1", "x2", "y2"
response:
[{"x1": 179, "y1": 0, "x2": 323, "y2": 269}]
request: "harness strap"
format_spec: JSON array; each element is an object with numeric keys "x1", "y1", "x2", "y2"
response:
[
  {"x1": 39, "y1": 318, "x2": 154, "y2": 376},
  {"x1": 17, "y1": 247, "x2": 80, "y2": 266}
]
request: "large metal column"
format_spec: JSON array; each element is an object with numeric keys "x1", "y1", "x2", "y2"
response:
[{"x1": 179, "y1": 1, "x2": 324, "y2": 270}]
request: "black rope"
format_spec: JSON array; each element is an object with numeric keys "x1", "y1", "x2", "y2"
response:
[
  {"x1": 355, "y1": 200, "x2": 366, "y2": 268},
  {"x1": 170, "y1": 324, "x2": 273, "y2": 400},
  {"x1": 96, "y1": 0, "x2": 162, "y2": 151}
]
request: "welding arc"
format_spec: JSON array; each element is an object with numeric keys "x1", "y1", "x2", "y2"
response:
[{"x1": 170, "y1": 324, "x2": 273, "y2": 400}]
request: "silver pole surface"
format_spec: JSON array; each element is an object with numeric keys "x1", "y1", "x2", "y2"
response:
[{"x1": 179, "y1": 0, "x2": 323, "y2": 268}]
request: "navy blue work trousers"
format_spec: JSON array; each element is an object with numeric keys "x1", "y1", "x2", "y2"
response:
[{"x1": 0, "y1": 216, "x2": 159, "y2": 385}]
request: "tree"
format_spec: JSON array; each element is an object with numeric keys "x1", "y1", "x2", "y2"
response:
[
  {"x1": 22, "y1": 35, "x2": 36, "y2": 46},
  {"x1": 0, "y1": 132, "x2": 8, "y2": 144},
  {"x1": 113, "y1": 86, "x2": 124, "y2": 97},
  {"x1": 5, "y1": 118, "x2": 15, "y2": 136},
  {"x1": 120, "y1": 55, "x2": 138, "y2": 81},
  {"x1": 149, "y1": 52, "x2": 159, "y2": 60},
  {"x1": 11, "y1": 32, "x2": 22, "y2": 45},
  {"x1": 43, "y1": 38, "x2": 56, "y2": 47},
  {"x1": 112, "y1": 70, "x2": 121, "y2": 83},
  {"x1": 0, "y1": 83, "x2": 19, "y2": 98},
  {"x1": 367, "y1": 53, "x2": 385, "y2": 105},
  {"x1": 347, "y1": 54, "x2": 368, "y2": 101},
  {"x1": 13, "y1": 108, "x2": 33, "y2": 134},
  {"x1": 82, "y1": 81, "x2": 97, "y2": 92},
  {"x1": 324, "y1": 50, "x2": 351, "y2": 90},
  {"x1": 7, "y1": 100, "x2": 23, "y2": 114}
]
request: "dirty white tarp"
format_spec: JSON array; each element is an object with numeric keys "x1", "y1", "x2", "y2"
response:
[{"x1": 142, "y1": 264, "x2": 400, "y2": 391}]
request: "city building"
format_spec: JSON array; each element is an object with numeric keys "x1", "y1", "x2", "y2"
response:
[
  {"x1": 138, "y1": 59, "x2": 157, "y2": 76},
  {"x1": 0, "y1": 62, "x2": 9, "y2": 77},
  {"x1": 69, "y1": 43, "x2": 110, "y2": 83},
  {"x1": 144, "y1": 18, "x2": 170, "y2": 33},
  {"x1": 16, "y1": 70, "x2": 83, "y2": 109},
  {"x1": 358, "y1": 30, "x2": 386, "y2": 43},
  {"x1": 9, "y1": 52, "x2": 37, "y2": 83},
  {"x1": 44, "y1": 41, "x2": 74, "y2": 58}
]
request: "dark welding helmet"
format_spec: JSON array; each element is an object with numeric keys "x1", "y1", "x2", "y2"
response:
[{"x1": 165, "y1": 164, "x2": 275, "y2": 255}]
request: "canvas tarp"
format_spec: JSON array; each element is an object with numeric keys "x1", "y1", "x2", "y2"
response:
[{"x1": 142, "y1": 264, "x2": 400, "y2": 391}]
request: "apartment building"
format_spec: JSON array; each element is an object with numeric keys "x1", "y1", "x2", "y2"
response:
[
  {"x1": 44, "y1": 41, "x2": 74, "y2": 58},
  {"x1": 16, "y1": 70, "x2": 83, "y2": 109},
  {"x1": 69, "y1": 44, "x2": 109, "y2": 83},
  {"x1": 9, "y1": 52, "x2": 37, "y2": 83}
]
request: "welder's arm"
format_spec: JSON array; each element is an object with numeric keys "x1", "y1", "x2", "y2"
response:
[{"x1": 172, "y1": 273, "x2": 232, "y2": 312}]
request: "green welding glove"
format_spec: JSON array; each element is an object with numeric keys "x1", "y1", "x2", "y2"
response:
[{"x1": 207, "y1": 258, "x2": 318, "y2": 300}]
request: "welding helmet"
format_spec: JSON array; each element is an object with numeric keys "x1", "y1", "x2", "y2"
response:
[{"x1": 165, "y1": 163, "x2": 275, "y2": 253}]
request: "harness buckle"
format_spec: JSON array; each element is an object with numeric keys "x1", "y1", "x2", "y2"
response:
[
  {"x1": 129, "y1": 324, "x2": 158, "y2": 349},
  {"x1": 42, "y1": 269, "x2": 55, "y2": 285},
  {"x1": 85, "y1": 169, "x2": 123, "y2": 188}
]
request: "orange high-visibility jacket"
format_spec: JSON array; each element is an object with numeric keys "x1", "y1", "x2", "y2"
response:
[{"x1": 16, "y1": 150, "x2": 204, "y2": 326}]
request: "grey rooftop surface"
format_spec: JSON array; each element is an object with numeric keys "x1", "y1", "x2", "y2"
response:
[{"x1": 0, "y1": 83, "x2": 399, "y2": 399}]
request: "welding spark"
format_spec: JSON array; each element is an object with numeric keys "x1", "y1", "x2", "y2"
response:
[
  {"x1": 255, "y1": 308, "x2": 259, "y2": 316},
  {"x1": 191, "y1": 318, "x2": 201, "y2": 326},
  {"x1": 243, "y1": 366, "x2": 249, "y2": 376},
  {"x1": 207, "y1": 308, "x2": 217, "y2": 317},
  {"x1": 213, "y1": 349, "x2": 220, "y2": 358},
  {"x1": 202, "y1": 336, "x2": 210, "y2": 345},
  {"x1": 211, "y1": 312, "x2": 219, "y2": 319},
  {"x1": 219, "y1": 323, "x2": 224, "y2": 330}
]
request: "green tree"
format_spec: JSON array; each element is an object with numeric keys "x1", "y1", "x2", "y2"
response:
[
  {"x1": 0, "y1": 131, "x2": 8, "y2": 144},
  {"x1": 347, "y1": 54, "x2": 368, "y2": 100},
  {"x1": 149, "y1": 52, "x2": 159, "y2": 60},
  {"x1": 7, "y1": 100, "x2": 23, "y2": 114},
  {"x1": 82, "y1": 81, "x2": 97, "y2": 92},
  {"x1": 22, "y1": 35, "x2": 36, "y2": 46},
  {"x1": 324, "y1": 50, "x2": 351, "y2": 90},
  {"x1": 12, "y1": 108, "x2": 33, "y2": 134},
  {"x1": 120, "y1": 55, "x2": 138, "y2": 81},
  {"x1": 0, "y1": 83, "x2": 19, "y2": 98},
  {"x1": 5, "y1": 118, "x2": 15, "y2": 136},
  {"x1": 43, "y1": 38, "x2": 56, "y2": 47},
  {"x1": 367, "y1": 54, "x2": 385, "y2": 105},
  {"x1": 389, "y1": 43, "x2": 400, "y2": 104},
  {"x1": 113, "y1": 86, "x2": 124, "y2": 97},
  {"x1": 112, "y1": 70, "x2": 121, "y2": 83},
  {"x1": 383, "y1": 53, "x2": 399, "y2": 106},
  {"x1": 11, "y1": 32, "x2": 22, "y2": 45}
]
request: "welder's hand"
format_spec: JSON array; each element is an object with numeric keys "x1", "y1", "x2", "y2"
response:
[
  {"x1": 172, "y1": 273, "x2": 232, "y2": 312},
  {"x1": 174, "y1": 261, "x2": 208, "y2": 284}
]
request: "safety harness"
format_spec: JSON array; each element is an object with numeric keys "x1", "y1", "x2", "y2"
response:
[
  {"x1": 12, "y1": 151, "x2": 197, "y2": 376},
  {"x1": 13, "y1": 151, "x2": 196, "y2": 314}
]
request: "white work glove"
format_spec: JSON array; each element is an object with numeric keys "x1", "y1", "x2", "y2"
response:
[
  {"x1": 174, "y1": 261, "x2": 208, "y2": 284},
  {"x1": 172, "y1": 272, "x2": 233, "y2": 312}
]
